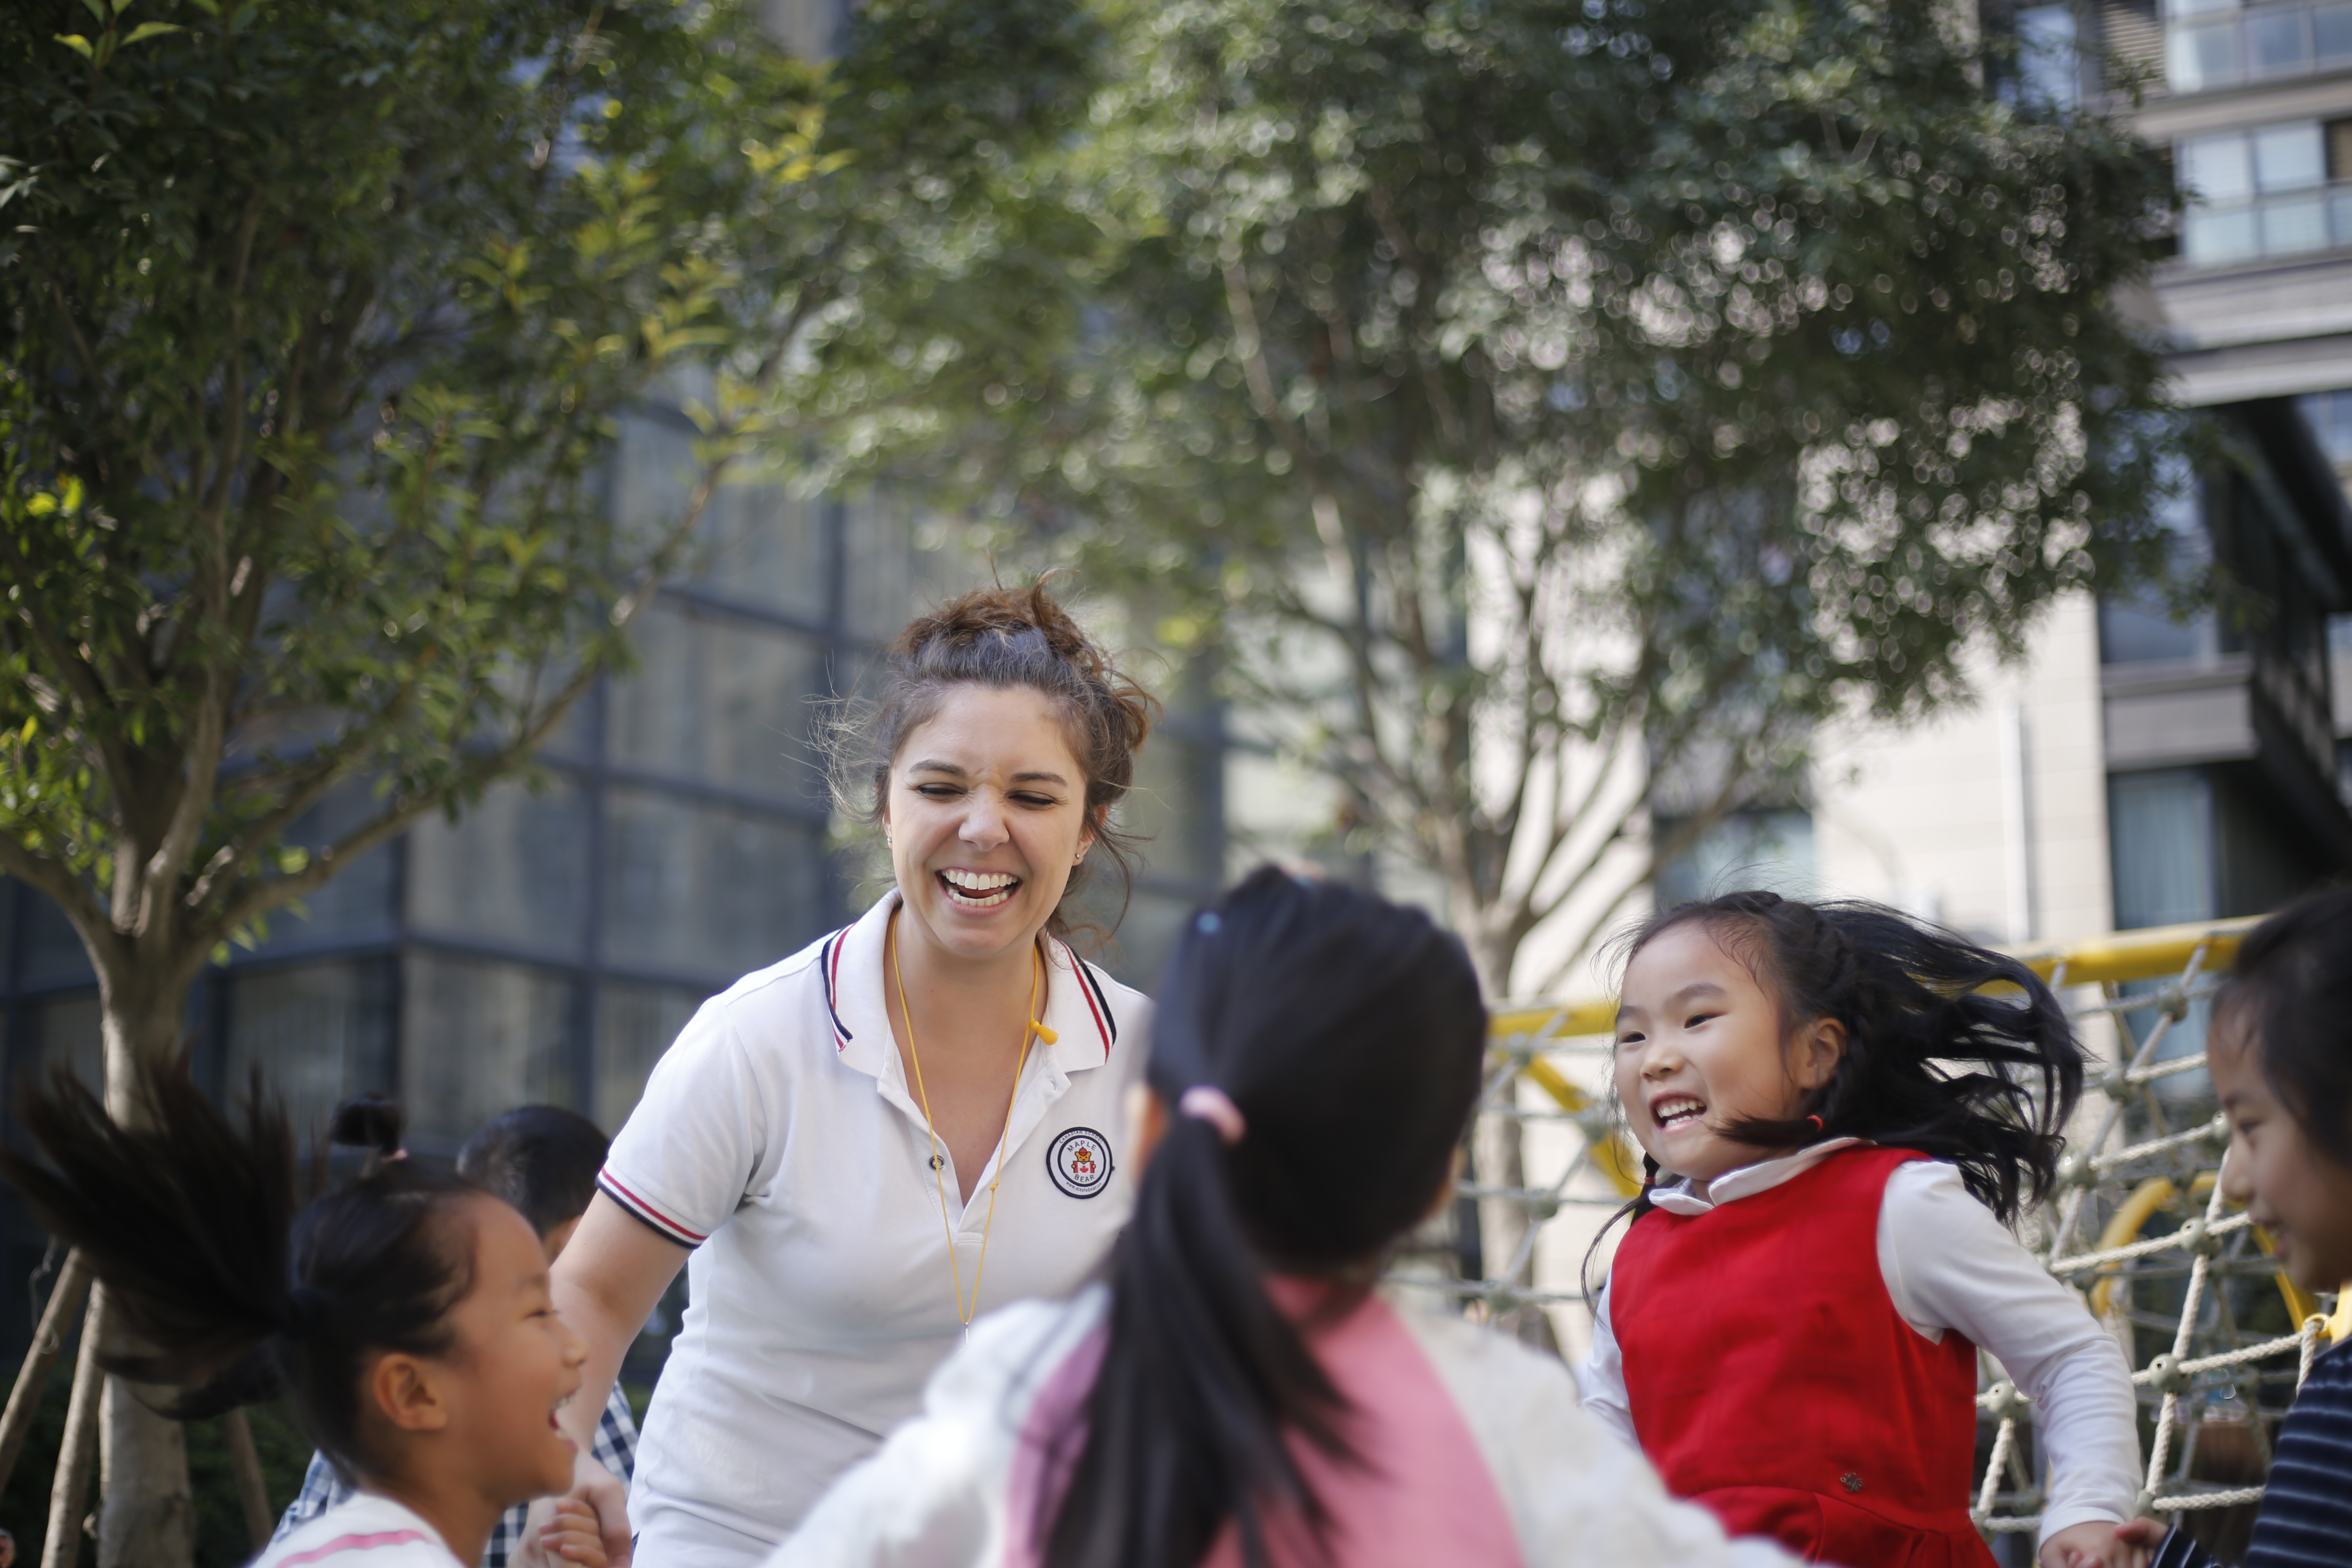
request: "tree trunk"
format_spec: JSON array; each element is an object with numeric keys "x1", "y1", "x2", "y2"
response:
[
  {"x1": 93, "y1": 972, "x2": 199, "y2": 1568},
  {"x1": 221, "y1": 1408, "x2": 274, "y2": 1551},
  {"x1": 0, "y1": 1250, "x2": 91, "y2": 1496},
  {"x1": 44, "y1": 1291, "x2": 107, "y2": 1568},
  {"x1": 1461, "y1": 919, "x2": 1562, "y2": 1353}
]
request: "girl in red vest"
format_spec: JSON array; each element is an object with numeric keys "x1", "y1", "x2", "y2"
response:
[{"x1": 1582, "y1": 891, "x2": 2146, "y2": 1568}]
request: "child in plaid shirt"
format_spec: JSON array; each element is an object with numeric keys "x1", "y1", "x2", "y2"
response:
[{"x1": 275, "y1": 1104, "x2": 642, "y2": 1568}]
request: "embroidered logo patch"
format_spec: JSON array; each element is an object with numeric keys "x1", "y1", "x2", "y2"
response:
[{"x1": 1047, "y1": 1127, "x2": 1114, "y2": 1199}]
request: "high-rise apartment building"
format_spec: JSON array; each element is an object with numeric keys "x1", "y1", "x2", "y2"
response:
[{"x1": 1667, "y1": 2, "x2": 2352, "y2": 956}]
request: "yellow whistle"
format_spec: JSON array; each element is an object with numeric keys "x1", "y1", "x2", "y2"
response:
[{"x1": 1032, "y1": 1020, "x2": 1059, "y2": 1044}]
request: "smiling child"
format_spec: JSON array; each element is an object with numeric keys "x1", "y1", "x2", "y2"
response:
[
  {"x1": 1584, "y1": 891, "x2": 2144, "y2": 1568},
  {"x1": 0, "y1": 1060, "x2": 607, "y2": 1568},
  {"x1": 2118, "y1": 890, "x2": 2352, "y2": 1568}
]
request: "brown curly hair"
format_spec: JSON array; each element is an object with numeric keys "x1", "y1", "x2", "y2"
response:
[{"x1": 830, "y1": 580, "x2": 1161, "y2": 940}]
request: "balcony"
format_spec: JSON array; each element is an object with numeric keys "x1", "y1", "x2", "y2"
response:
[
  {"x1": 2181, "y1": 179, "x2": 2352, "y2": 263},
  {"x1": 2170, "y1": 0, "x2": 2352, "y2": 93}
]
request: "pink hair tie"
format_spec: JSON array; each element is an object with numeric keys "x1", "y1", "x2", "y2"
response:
[{"x1": 1178, "y1": 1086, "x2": 1246, "y2": 1145}]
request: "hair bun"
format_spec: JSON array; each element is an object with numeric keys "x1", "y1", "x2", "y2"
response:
[
  {"x1": 328, "y1": 1093, "x2": 403, "y2": 1158},
  {"x1": 894, "y1": 581, "x2": 1114, "y2": 683}
]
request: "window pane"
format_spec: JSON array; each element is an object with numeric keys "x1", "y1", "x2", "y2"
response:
[
  {"x1": 2245, "y1": 7, "x2": 2312, "y2": 74},
  {"x1": 842, "y1": 499, "x2": 980, "y2": 643},
  {"x1": 613, "y1": 413, "x2": 702, "y2": 561},
  {"x1": 2181, "y1": 131, "x2": 2254, "y2": 202},
  {"x1": 2253, "y1": 122, "x2": 2326, "y2": 190},
  {"x1": 21, "y1": 993, "x2": 101, "y2": 1090},
  {"x1": 226, "y1": 961, "x2": 396, "y2": 1139},
  {"x1": 2303, "y1": 389, "x2": 2352, "y2": 463},
  {"x1": 2262, "y1": 192, "x2": 2331, "y2": 252},
  {"x1": 2335, "y1": 187, "x2": 2352, "y2": 247},
  {"x1": 607, "y1": 603, "x2": 827, "y2": 801},
  {"x1": 694, "y1": 482, "x2": 829, "y2": 623},
  {"x1": 614, "y1": 414, "x2": 830, "y2": 622},
  {"x1": 2100, "y1": 597, "x2": 2218, "y2": 663},
  {"x1": 2317, "y1": 4, "x2": 2352, "y2": 62},
  {"x1": 602, "y1": 791, "x2": 826, "y2": 981},
  {"x1": 844, "y1": 494, "x2": 922, "y2": 642},
  {"x1": 595, "y1": 982, "x2": 709, "y2": 1132},
  {"x1": 402, "y1": 954, "x2": 579, "y2": 1146},
  {"x1": 2181, "y1": 205, "x2": 2260, "y2": 263},
  {"x1": 243, "y1": 784, "x2": 400, "y2": 957},
  {"x1": 15, "y1": 889, "x2": 94, "y2": 992},
  {"x1": 2109, "y1": 769, "x2": 2214, "y2": 929},
  {"x1": 2017, "y1": 5, "x2": 2080, "y2": 103},
  {"x1": 406, "y1": 775, "x2": 591, "y2": 959},
  {"x1": 2171, "y1": 20, "x2": 2242, "y2": 88},
  {"x1": 2168, "y1": 0, "x2": 2239, "y2": 15}
]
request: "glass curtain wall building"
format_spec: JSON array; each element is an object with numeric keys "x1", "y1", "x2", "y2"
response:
[{"x1": 0, "y1": 400, "x2": 1234, "y2": 1356}]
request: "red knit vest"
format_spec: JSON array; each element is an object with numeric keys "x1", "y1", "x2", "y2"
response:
[{"x1": 1610, "y1": 1145, "x2": 1995, "y2": 1568}]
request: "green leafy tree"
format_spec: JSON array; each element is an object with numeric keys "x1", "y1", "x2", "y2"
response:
[
  {"x1": 896, "y1": 0, "x2": 2186, "y2": 1315},
  {"x1": 945, "y1": 0, "x2": 2182, "y2": 998},
  {"x1": 0, "y1": 0, "x2": 1094, "y2": 1561}
]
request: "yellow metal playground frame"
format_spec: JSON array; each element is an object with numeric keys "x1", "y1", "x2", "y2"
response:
[{"x1": 1484, "y1": 914, "x2": 2347, "y2": 1532}]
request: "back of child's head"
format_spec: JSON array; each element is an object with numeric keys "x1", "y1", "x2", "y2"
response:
[
  {"x1": 0, "y1": 1060, "x2": 483, "y2": 1483},
  {"x1": 1044, "y1": 865, "x2": 1488, "y2": 1568},
  {"x1": 456, "y1": 1104, "x2": 609, "y2": 1239},
  {"x1": 2216, "y1": 888, "x2": 2352, "y2": 1166},
  {"x1": 1618, "y1": 890, "x2": 2085, "y2": 1222}
]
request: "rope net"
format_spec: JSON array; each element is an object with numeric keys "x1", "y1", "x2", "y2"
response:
[{"x1": 1431, "y1": 915, "x2": 2340, "y2": 1545}]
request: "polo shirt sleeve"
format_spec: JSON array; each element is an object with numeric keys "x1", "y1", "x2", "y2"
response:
[{"x1": 599, "y1": 1000, "x2": 779, "y2": 1249}]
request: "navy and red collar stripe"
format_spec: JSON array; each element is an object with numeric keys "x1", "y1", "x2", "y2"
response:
[
  {"x1": 598, "y1": 1170, "x2": 707, "y2": 1247},
  {"x1": 820, "y1": 928, "x2": 853, "y2": 1050},
  {"x1": 1057, "y1": 938, "x2": 1118, "y2": 1061}
]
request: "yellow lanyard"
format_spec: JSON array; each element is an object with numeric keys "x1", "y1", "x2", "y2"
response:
[{"x1": 887, "y1": 909, "x2": 1041, "y2": 1335}]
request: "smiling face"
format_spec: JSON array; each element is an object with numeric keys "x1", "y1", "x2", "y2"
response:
[
  {"x1": 884, "y1": 683, "x2": 1099, "y2": 969},
  {"x1": 438, "y1": 1197, "x2": 588, "y2": 1503},
  {"x1": 2213, "y1": 1013, "x2": 2352, "y2": 1293},
  {"x1": 1612, "y1": 921, "x2": 1843, "y2": 1188}
]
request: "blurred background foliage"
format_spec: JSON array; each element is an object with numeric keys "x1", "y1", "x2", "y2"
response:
[{"x1": 848, "y1": 0, "x2": 2202, "y2": 997}]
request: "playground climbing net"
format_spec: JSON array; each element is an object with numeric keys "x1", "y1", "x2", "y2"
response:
[{"x1": 1436, "y1": 915, "x2": 2345, "y2": 1540}]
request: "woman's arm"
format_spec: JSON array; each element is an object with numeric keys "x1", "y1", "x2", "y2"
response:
[
  {"x1": 554, "y1": 1196, "x2": 690, "y2": 1449},
  {"x1": 520, "y1": 1197, "x2": 689, "y2": 1568}
]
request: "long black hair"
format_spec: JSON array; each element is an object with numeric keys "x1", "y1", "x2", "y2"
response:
[
  {"x1": 2214, "y1": 887, "x2": 2352, "y2": 1167},
  {"x1": 0, "y1": 1058, "x2": 484, "y2": 1482},
  {"x1": 1613, "y1": 891, "x2": 2083, "y2": 1224},
  {"x1": 1041, "y1": 866, "x2": 1488, "y2": 1568}
]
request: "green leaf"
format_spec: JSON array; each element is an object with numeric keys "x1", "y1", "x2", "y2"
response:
[
  {"x1": 53, "y1": 32, "x2": 95, "y2": 59},
  {"x1": 75, "y1": 0, "x2": 105, "y2": 22},
  {"x1": 123, "y1": 21, "x2": 183, "y2": 44}
]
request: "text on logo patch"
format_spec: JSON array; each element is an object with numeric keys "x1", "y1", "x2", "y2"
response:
[{"x1": 1047, "y1": 1126, "x2": 1114, "y2": 1199}]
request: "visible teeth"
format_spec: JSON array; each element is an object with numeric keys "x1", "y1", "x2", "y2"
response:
[
  {"x1": 940, "y1": 870, "x2": 1019, "y2": 906},
  {"x1": 1653, "y1": 1097, "x2": 1705, "y2": 1127}
]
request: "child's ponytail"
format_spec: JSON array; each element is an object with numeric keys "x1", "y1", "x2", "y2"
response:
[
  {"x1": 0, "y1": 1059, "x2": 479, "y2": 1477},
  {"x1": 1041, "y1": 867, "x2": 1488, "y2": 1568}
]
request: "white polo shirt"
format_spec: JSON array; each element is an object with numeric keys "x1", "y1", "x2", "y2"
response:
[{"x1": 597, "y1": 890, "x2": 1148, "y2": 1567}]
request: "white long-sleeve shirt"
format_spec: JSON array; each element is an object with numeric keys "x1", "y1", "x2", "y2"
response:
[
  {"x1": 766, "y1": 1283, "x2": 1806, "y2": 1568},
  {"x1": 1580, "y1": 1140, "x2": 2141, "y2": 1547}
]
